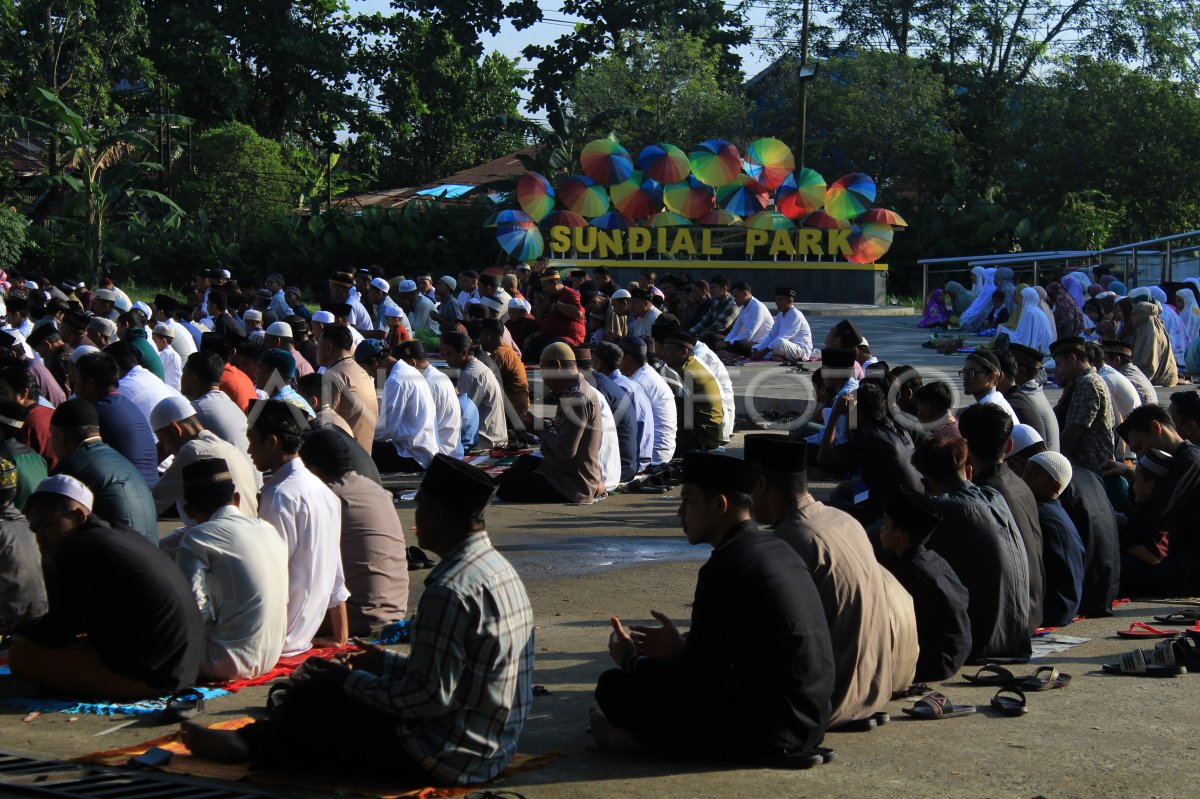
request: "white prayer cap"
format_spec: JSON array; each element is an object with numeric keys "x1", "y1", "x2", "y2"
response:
[
  {"x1": 480, "y1": 295, "x2": 504, "y2": 312},
  {"x1": 508, "y1": 297, "x2": 526, "y2": 310},
  {"x1": 150, "y1": 394, "x2": 197, "y2": 432},
  {"x1": 152, "y1": 323, "x2": 174, "y2": 338},
  {"x1": 311, "y1": 311, "x2": 335, "y2": 325},
  {"x1": 384, "y1": 305, "x2": 405, "y2": 318},
  {"x1": 1008, "y1": 424, "x2": 1043, "y2": 458},
  {"x1": 32, "y1": 475, "x2": 94, "y2": 512},
  {"x1": 439, "y1": 275, "x2": 456, "y2": 289},
  {"x1": 611, "y1": 289, "x2": 631, "y2": 300},
  {"x1": 23, "y1": 280, "x2": 37, "y2": 290},
  {"x1": 221, "y1": 269, "x2": 231, "y2": 279},
  {"x1": 93, "y1": 289, "x2": 117, "y2": 302},
  {"x1": 133, "y1": 301, "x2": 152, "y2": 317},
  {"x1": 243, "y1": 309, "x2": 263, "y2": 322},
  {"x1": 1028, "y1": 450, "x2": 1072, "y2": 492},
  {"x1": 370, "y1": 277, "x2": 391, "y2": 293},
  {"x1": 114, "y1": 295, "x2": 132, "y2": 312},
  {"x1": 397, "y1": 279, "x2": 417, "y2": 293},
  {"x1": 265, "y1": 321, "x2": 293, "y2": 338},
  {"x1": 70, "y1": 345, "x2": 99, "y2": 363},
  {"x1": 87, "y1": 317, "x2": 118, "y2": 338}
]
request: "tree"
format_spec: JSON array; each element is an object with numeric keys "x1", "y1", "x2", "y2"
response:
[
  {"x1": 0, "y1": 206, "x2": 29, "y2": 270},
  {"x1": 564, "y1": 29, "x2": 749, "y2": 152},
  {"x1": 174, "y1": 122, "x2": 300, "y2": 236}
]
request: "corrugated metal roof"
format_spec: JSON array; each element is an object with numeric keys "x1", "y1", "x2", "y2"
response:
[{"x1": 336, "y1": 145, "x2": 536, "y2": 211}]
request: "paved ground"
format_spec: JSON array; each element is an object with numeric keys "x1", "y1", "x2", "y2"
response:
[{"x1": 2, "y1": 313, "x2": 1197, "y2": 799}]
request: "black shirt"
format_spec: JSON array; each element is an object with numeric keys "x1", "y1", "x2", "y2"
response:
[
  {"x1": 973, "y1": 461, "x2": 1045, "y2": 632},
  {"x1": 881, "y1": 545, "x2": 971, "y2": 682},
  {"x1": 834, "y1": 419, "x2": 922, "y2": 524},
  {"x1": 1059, "y1": 468, "x2": 1121, "y2": 616},
  {"x1": 21, "y1": 516, "x2": 203, "y2": 691}
]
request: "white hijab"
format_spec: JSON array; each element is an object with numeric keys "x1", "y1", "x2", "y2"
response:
[
  {"x1": 1177, "y1": 287, "x2": 1200, "y2": 340},
  {"x1": 1001, "y1": 286, "x2": 1055, "y2": 352},
  {"x1": 959, "y1": 266, "x2": 997, "y2": 332}
]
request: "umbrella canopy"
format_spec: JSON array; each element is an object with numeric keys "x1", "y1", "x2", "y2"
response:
[
  {"x1": 848, "y1": 222, "x2": 895, "y2": 263},
  {"x1": 855, "y1": 208, "x2": 909, "y2": 228},
  {"x1": 580, "y1": 138, "x2": 634, "y2": 186},
  {"x1": 743, "y1": 211, "x2": 796, "y2": 231},
  {"x1": 496, "y1": 217, "x2": 544, "y2": 261},
  {"x1": 646, "y1": 211, "x2": 693, "y2": 227},
  {"x1": 610, "y1": 172, "x2": 663, "y2": 219},
  {"x1": 494, "y1": 209, "x2": 533, "y2": 226},
  {"x1": 717, "y1": 174, "x2": 769, "y2": 217},
  {"x1": 696, "y1": 208, "x2": 742, "y2": 226},
  {"x1": 776, "y1": 168, "x2": 826, "y2": 219},
  {"x1": 542, "y1": 210, "x2": 590, "y2": 228},
  {"x1": 802, "y1": 209, "x2": 851, "y2": 229},
  {"x1": 516, "y1": 172, "x2": 555, "y2": 222},
  {"x1": 689, "y1": 138, "x2": 741, "y2": 186},
  {"x1": 557, "y1": 175, "x2": 610, "y2": 217},
  {"x1": 745, "y1": 137, "x2": 795, "y2": 191},
  {"x1": 664, "y1": 176, "x2": 716, "y2": 220},
  {"x1": 638, "y1": 142, "x2": 691, "y2": 184},
  {"x1": 589, "y1": 210, "x2": 634, "y2": 230},
  {"x1": 825, "y1": 172, "x2": 878, "y2": 220}
]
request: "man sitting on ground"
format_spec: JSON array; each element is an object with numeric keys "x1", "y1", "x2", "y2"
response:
[
  {"x1": 1051, "y1": 336, "x2": 1116, "y2": 473},
  {"x1": 10, "y1": 476, "x2": 202, "y2": 699},
  {"x1": 659, "y1": 330, "x2": 724, "y2": 452},
  {"x1": 0, "y1": 459, "x2": 47, "y2": 633},
  {"x1": 0, "y1": 403, "x2": 48, "y2": 512},
  {"x1": 297, "y1": 373, "x2": 355, "y2": 438},
  {"x1": 960, "y1": 350, "x2": 1018, "y2": 424},
  {"x1": 751, "y1": 287, "x2": 812, "y2": 362},
  {"x1": 182, "y1": 456, "x2": 535, "y2": 788},
  {"x1": 619, "y1": 336, "x2": 676, "y2": 466},
  {"x1": 316, "y1": 325, "x2": 378, "y2": 452},
  {"x1": 71, "y1": 352, "x2": 160, "y2": 487},
  {"x1": 372, "y1": 341, "x2": 439, "y2": 474},
  {"x1": 715, "y1": 282, "x2": 773, "y2": 358},
  {"x1": 394, "y1": 340, "x2": 462, "y2": 458},
  {"x1": 181, "y1": 352, "x2": 251, "y2": 455},
  {"x1": 1000, "y1": 345, "x2": 1060, "y2": 450},
  {"x1": 441, "y1": 331, "x2": 507, "y2": 451},
  {"x1": 1021, "y1": 451, "x2": 1085, "y2": 627},
  {"x1": 914, "y1": 380, "x2": 961, "y2": 439}
]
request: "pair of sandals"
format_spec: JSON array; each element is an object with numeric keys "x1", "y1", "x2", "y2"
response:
[
  {"x1": 963, "y1": 664, "x2": 1073, "y2": 691},
  {"x1": 900, "y1": 688, "x2": 1028, "y2": 719},
  {"x1": 1103, "y1": 631, "x2": 1200, "y2": 677}
]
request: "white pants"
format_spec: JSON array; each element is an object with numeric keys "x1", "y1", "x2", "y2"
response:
[{"x1": 771, "y1": 339, "x2": 813, "y2": 360}]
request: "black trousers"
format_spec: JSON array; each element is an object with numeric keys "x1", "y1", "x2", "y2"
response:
[
  {"x1": 495, "y1": 455, "x2": 570, "y2": 503},
  {"x1": 238, "y1": 677, "x2": 431, "y2": 780},
  {"x1": 371, "y1": 442, "x2": 423, "y2": 473}
]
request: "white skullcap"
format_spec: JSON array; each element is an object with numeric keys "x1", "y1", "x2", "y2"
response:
[
  {"x1": 152, "y1": 323, "x2": 174, "y2": 338},
  {"x1": 1028, "y1": 450, "x2": 1072, "y2": 492},
  {"x1": 265, "y1": 321, "x2": 293, "y2": 338},
  {"x1": 221, "y1": 269, "x2": 231, "y2": 279},
  {"x1": 23, "y1": 280, "x2": 38, "y2": 290},
  {"x1": 114, "y1": 295, "x2": 131, "y2": 312},
  {"x1": 370, "y1": 277, "x2": 391, "y2": 293},
  {"x1": 70, "y1": 344, "x2": 99, "y2": 363},
  {"x1": 243, "y1": 309, "x2": 263, "y2": 322},
  {"x1": 480, "y1": 295, "x2": 504, "y2": 312},
  {"x1": 149, "y1": 394, "x2": 197, "y2": 432},
  {"x1": 93, "y1": 289, "x2": 117, "y2": 302},
  {"x1": 611, "y1": 288, "x2": 632, "y2": 299},
  {"x1": 384, "y1": 305, "x2": 405, "y2": 318},
  {"x1": 397, "y1": 279, "x2": 417, "y2": 293},
  {"x1": 508, "y1": 297, "x2": 526, "y2": 309},
  {"x1": 133, "y1": 301, "x2": 152, "y2": 317},
  {"x1": 32, "y1": 475, "x2": 94, "y2": 512},
  {"x1": 311, "y1": 311, "x2": 335, "y2": 324},
  {"x1": 87, "y1": 317, "x2": 118, "y2": 338},
  {"x1": 439, "y1": 275, "x2": 456, "y2": 289},
  {"x1": 1008, "y1": 424, "x2": 1043, "y2": 458}
]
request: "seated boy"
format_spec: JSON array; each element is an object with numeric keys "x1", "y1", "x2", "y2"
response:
[{"x1": 1022, "y1": 451, "x2": 1085, "y2": 627}]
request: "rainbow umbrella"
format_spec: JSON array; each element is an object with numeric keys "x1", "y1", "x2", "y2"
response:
[
  {"x1": 494, "y1": 209, "x2": 533, "y2": 226},
  {"x1": 647, "y1": 211, "x2": 693, "y2": 227},
  {"x1": 542, "y1": 210, "x2": 589, "y2": 228},
  {"x1": 717, "y1": 174, "x2": 769, "y2": 217},
  {"x1": 664, "y1": 176, "x2": 716, "y2": 220},
  {"x1": 638, "y1": 143, "x2": 691, "y2": 184},
  {"x1": 557, "y1": 175, "x2": 610, "y2": 217},
  {"x1": 696, "y1": 208, "x2": 742, "y2": 226},
  {"x1": 743, "y1": 211, "x2": 795, "y2": 231},
  {"x1": 589, "y1": 210, "x2": 633, "y2": 230},
  {"x1": 496, "y1": 218, "x2": 544, "y2": 261},
  {"x1": 802, "y1": 209, "x2": 851, "y2": 229},
  {"x1": 745, "y1": 137, "x2": 795, "y2": 191},
  {"x1": 516, "y1": 172, "x2": 555, "y2": 222},
  {"x1": 848, "y1": 222, "x2": 895, "y2": 263},
  {"x1": 856, "y1": 208, "x2": 909, "y2": 228},
  {"x1": 825, "y1": 172, "x2": 878, "y2": 220},
  {"x1": 689, "y1": 139, "x2": 741, "y2": 186},
  {"x1": 776, "y1": 168, "x2": 826, "y2": 219},
  {"x1": 580, "y1": 138, "x2": 634, "y2": 186},
  {"x1": 610, "y1": 172, "x2": 663, "y2": 219}
]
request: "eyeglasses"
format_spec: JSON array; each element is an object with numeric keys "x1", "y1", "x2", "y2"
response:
[{"x1": 959, "y1": 368, "x2": 982, "y2": 378}]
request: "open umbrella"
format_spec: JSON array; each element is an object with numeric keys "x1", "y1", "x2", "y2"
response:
[
  {"x1": 542, "y1": 210, "x2": 589, "y2": 228},
  {"x1": 589, "y1": 210, "x2": 634, "y2": 230},
  {"x1": 516, "y1": 172, "x2": 555, "y2": 222},
  {"x1": 647, "y1": 211, "x2": 693, "y2": 227},
  {"x1": 855, "y1": 208, "x2": 909, "y2": 228},
  {"x1": 580, "y1": 138, "x2": 634, "y2": 186},
  {"x1": 745, "y1": 137, "x2": 795, "y2": 191},
  {"x1": 743, "y1": 211, "x2": 795, "y2": 230},
  {"x1": 825, "y1": 172, "x2": 878, "y2": 220},
  {"x1": 496, "y1": 217, "x2": 544, "y2": 261},
  {"x1": 664, "y1": 176, "x2": 716, "y2": 220},
  {"x1": 848, "y1": 222, "x2": 894, "y2": 263},
  {"x1": 638, "y1": 143, "x2": 691, "y2": 184},
  {"x1": 610, "y1": 172, "x2": 663, "y2": 219},
  {"x1": 776, "y1": 168, "x2": 826, "y2": 219},
  {"x1": 802, "y1": 209, "x2": 851, "y2": 229},
  {"x1": 689, "y1": 139, "x2": 742, "y2": 186},
  {"x1": 718, "y1": 174, "x2": 769, "y2": 217},
  {"x1": 696, "y1": 208, "x2": 742, "y2": 226},
  {"x1": 557, "y1": 175, "x2": 610, "y2": 217},
  {"x1": 494, "y1": 209, "x2": 533, "y2": 226}
]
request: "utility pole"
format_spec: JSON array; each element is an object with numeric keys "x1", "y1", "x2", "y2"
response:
[{"x1": 797, "y1": 0, "x2": 811, "y2": 169}]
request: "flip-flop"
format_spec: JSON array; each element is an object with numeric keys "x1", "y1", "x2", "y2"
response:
[
  {"x1": 1153, "y1": 610, "x2": 1200, "y2": 625},
  {"x1": 963, "y1": 664, "x2": 1019, "y2": 686},
  {"x1": 160, "y1": 688, "x2": 206, "y2": 722},
  {"x1": 1102, "y1": 647, "x2": 1186, "y2": 677},
  {"x1": 1117, "y1": 622, "x2": 1178, "y2": 639},
  {"x1": 1018, "y1": 666, "x2": 1072, "y2": 691},
  {"x1": 902, "y1": 691, "x2": 977, "y2": 720},
  {"x1": 990, "y1": 687, "x2": 1028, "y2": 717}
]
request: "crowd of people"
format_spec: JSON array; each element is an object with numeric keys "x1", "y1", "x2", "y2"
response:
[{"x1": 0, "y1": 261, "x2": 1196, "y2": 781}]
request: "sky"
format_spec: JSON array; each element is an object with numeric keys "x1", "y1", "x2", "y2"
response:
[{"x1": 352, "y1": 1, "x2": 780, "y2": 119}]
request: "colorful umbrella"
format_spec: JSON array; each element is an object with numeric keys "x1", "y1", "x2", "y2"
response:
[
  {"x1": 802, "y1": 210, "x2": 851, "y2": 229},
  {"x1": 556, "y1": 175, "x2": 610, "y2": 217},
  {"x1": 717, "y1": 174, "x2": 769, "y2": 217},
  {"x1": 825, "y1": 172, "x2": 878, "y2": 220},
  {"x1": 776, "y1": 168, "x2": 826, "y2": 219},
  {"x1": 689, "y1": 139, "x2": 741, "y2": 186},
  {"x1": 516, "y1": 172, "x2": 555, "y2": 222},
  {"x1": 496, "y1": 218, "x2": 544, "y2": 261},
  {"x1": 542, "y1": 210, "x2": 589, "y2": 228},
  {"x1": 580, "y1": 138, "x2": 634, "y2": 186},
  {"x1": 638, "y1": 143, "x2": 691, "y2": 184},
  {"x1": 664, "y1": 176, "x2": 716, "y2": 220},
  {"x1": 647, "y1": 211, "x2": 693, "y2": 227},
  {"x1": 743, "y1": 211, "x2": 795, "y2": 231},
  {"x1": 589, "y1": 210, "x2": 634, "y2": 230},
  {"x1": 494, "y1": 209, "x2": 533, "y2": 226},
  {"x1": 696, "y1": 209, "x2": 742, "y2": 226},
  {"x1": 855, "y1": 208, "x2": 909, "y2": 228},
  {"x1": 745, "y1": 137, "x2": 795, "y2": 191},
  {"x1": 848, "y1": 222, "x2": 894, "y2": 263},
  {"x1": 610, "y1": 172, "x2": 663, "y2": 219}
]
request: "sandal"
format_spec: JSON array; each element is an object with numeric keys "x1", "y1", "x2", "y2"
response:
[
  {"x1": 990, "y1": 687, "x2": 1028, "y2": 717},
  {"x1": 963, "y1": 664, "x2": 1019, "y2": 686},
  {"x1": 1018, "y1": 666, "x2": 1072, "y2": 691},
  {"x1": 901, "y1": 691, "x2": 977, "y2": 720},
  {"x1": 1117, "y1": 622, "x2": 1178, "y2": 639},
  {"x1": 1152, "y1": 610, "x2": 1200, "y2": 625},
  {"x1": 1102, "y1": 647, "x2": 1186, "y2": 677},
  {"x1": 406, "y1": 546, "x2": 435, "y2": 571},
  {"x1": 160, "y1": 688, "x2": 206, "y2": 722},
  {"x1": 1147, "y1": 637, "x2": 1200, "y2": 670}
]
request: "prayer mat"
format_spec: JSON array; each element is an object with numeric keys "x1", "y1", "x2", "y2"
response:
[
  {"x1": 1030, "y1": 634, "x2": 1090, "y2": 660},
  {"x1": 79, "y1": 717, "x2": 561, "y2": 799}
]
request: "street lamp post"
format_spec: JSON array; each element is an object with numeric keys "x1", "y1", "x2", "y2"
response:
[{"x1": 796, "y1": 0, "x2": 817, "y2": 168}]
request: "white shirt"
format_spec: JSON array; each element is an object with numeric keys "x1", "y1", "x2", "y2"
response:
[
  {"x1": 631, "y1": 364, "x2": 677, "y2": 465},
  {"x1": 978, "y1": 388, "x2": 1019, "y2": 425},
  {"x1": 609, "y1": 370, "x2": 654, "y2": 471},
  {"x1": 627, "y1": 306, "x2": 662, "y2": 340},
  {"x1": 595, "y1": 390, "x2": 622, "y2": 490},
  {"x1": 259, "y1": 458, "x2": 349, "y2": 657},
  {"x1": 153, "y1": 430, "x2": 260, "y2": 524},
  {"x1": 724, "y1": 297, "x2": 774, "y2": 345},
  {"x1": 458, "y1": 358, "x2": 508, "y2": 450},
  {"x1": 374, "y1": 359, "x2": 439, "y2": 468},
  {"x1": 175, "y1": 506, "x2": 288, "y2": 680},
  {"x1": 755, "y1": 307, "x2": 812, "y2": 356},
  {"x1": 168, "y1": 320, "x2": 198, "y2": 359},
  {"x1": 157, "y1": 344, "x2": 183, "y2": 390},
  {"x1": 693, "y1": 342, "x2": 736, "y2": 443},
  {"x1": 1098, "y1": 363, "x2": 1141, "y2": 421},
  {"x1": 408, "y1": 294, "x2": 440, "y2": 335},
  {"x1": 192, "y1": 389, "x2": 251, "y2": 456},
  {"x1": 422, "y1": 363, "x2": 462, "y2": 458},
  {"x1": 347, "y1": 299, "x2": 373, "y2": 332},
  {"x1": 119, "y1": 365, "x2": 187, "y2": 429}
]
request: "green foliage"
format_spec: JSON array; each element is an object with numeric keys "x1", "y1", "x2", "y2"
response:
[
  {"x1": 0, "y1": 205, "x2": 29, "y2": 270},
  {"x1": 174, "y1": 122, "x2": 301, "y2": 235}
]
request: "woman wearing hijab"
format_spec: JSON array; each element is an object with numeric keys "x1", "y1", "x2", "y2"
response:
[
  {"x1": 918, "y1": 289, "x2": 951, "y2": 328},
  {"x1": 1124, "y1": 301, "x2": 1179, "y2": 387},
  {"x1": 993, "y1": 267, "x2": 1017, "y2": 316},
  {"x1": 999, "y1": 286, "x2": 1055, "y2": 352},
  {"x1": 1060, "y1": 272, "x2": 1088, "y2": 310},
  {"x1": 1136, "y1": 287, "x2": 1190, "y2": 367},
  {"x1": 958, "y1": 266, "x2": 996, "y2": 333},
  {"x1": 944, "y1": 281, "x2": 976, "y2": 318},
  {"x1": 1047, "y1": 281, "x2": 1086, "y2": 339},
  {"x1": 1175, "y1": 287, "x2": 1200, "y2": 341},
  {"x1": 1034, "y1": 285, "x2": 1058, "y2": 341},
  {"x1": 1109, "y1": 280, "x2": 1128, "y2": 295}
]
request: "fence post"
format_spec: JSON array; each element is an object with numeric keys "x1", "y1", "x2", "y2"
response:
[
  {"x1": 1032, "y1": 260, "x2": 1039, "y2": 286},
  {"x1": 921, "y1": 263, "x2": 928, "y2": 310}
]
